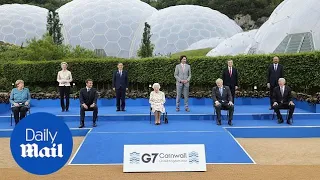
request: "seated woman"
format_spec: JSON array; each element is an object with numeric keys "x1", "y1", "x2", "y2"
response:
[
  {"x1": 149, "y1": 83, "x2": 166, "y2": 125},
  {"x1": 9, "y1": 80, "x2": 31, "y2": 125}
]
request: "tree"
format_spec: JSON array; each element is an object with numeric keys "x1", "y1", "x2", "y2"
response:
[
  {"x1": 137, "y1": 22, "x2": 154, "y2": 58},
  {"x1": 47, "y1": 10, "x2": 64, "y2": 45}
]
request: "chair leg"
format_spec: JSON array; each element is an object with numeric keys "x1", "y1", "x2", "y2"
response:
[{"x1": 149, "y1": 111, "x2": 151, "y2": 124}]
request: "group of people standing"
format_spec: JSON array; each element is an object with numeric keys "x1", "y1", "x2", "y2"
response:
[{"x1": 9, "y1": 55, "x2": 295, "y2": 127}]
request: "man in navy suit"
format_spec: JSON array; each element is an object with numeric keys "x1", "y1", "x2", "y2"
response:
[
  {"x1": 212, "y1": 78, "x2": 234, "y2": 126},
  {"x1": 112, "y1": 63, "x2": 128, "y2": 111},
  {"x1": 222, "y1": 59, "x2": 238, "y2": 103},
  {"x1": 267, "y1": 56, "x2": 284, "y2": 109}
]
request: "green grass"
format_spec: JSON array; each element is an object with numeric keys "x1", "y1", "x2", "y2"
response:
[{"x1": 171, "y1": 48, "x2": 212, "y2": 58}]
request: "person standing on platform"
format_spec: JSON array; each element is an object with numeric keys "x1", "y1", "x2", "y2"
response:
[
  {"x1": 267, "y1": 56, "x2": 284, "y2": 110},
  {"x1": 57, "y1": 62, "x2": 73, "y2": 112},
  {"x1": 272, "y1": 78, "x2": 295, "y2": 125},
  {"x1": 222, "y1": 59, "x2": 238, "y2": 103},
  {"x1": 112, "y1": 63, "x2": 128, "y2": 111},
  {"x1": 174, "y1": 55, "x2": 191, "y2": 112},
  {"x1": 212, "y1": 78, "x2": 234, "y2": 126},
  {"x1": 79, "y1": 79, "x2": 98, "y2": 128}
]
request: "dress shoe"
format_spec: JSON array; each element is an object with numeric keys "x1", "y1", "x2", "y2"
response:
[
  {"x1": 116, "y1": 109, "x2": 120, "y2": 112},
  {"x1": 228, "y1": 120, "x2": 233, "y2": 126},
  {"x1": 287, "y1": 119, "x2": 292, "y2": 125},
  {"x1": 216, "y1": 120, "x2": 221, "y2": 125},
  {"x1": 278, "y1": 119, "x2": 284, "y2": 124},
  {"x1": 93, "y1": 122, "x2": 97, "y2": 127},
  {"x1": 62, "y1": 109, "x2": 65, "y2": 112},
  {"x1": 121, "y1": 109, "x2": 125, "y2": 111},
  {"x1": 79, "y1": 123, "x2": 84, "y2": 128}
]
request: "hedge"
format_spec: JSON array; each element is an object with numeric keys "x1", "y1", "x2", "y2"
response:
[{"x1": 2, "y1": 52, "x2": 320, "y2": 94}]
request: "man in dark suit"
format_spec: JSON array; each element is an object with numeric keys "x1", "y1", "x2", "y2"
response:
[
  {"x1": 272, "y1": 78, "x2": 295, "y2": 125},
  {"x1": 267, "y1": 56, "x2": 284, "y2": 109},
  {"x1": 79, "y1": 79, "x2": 98, "y2": 128},
  {"x1": 112, "y1": 63, "x2": 128, "y2": 111},
  {"x1": 212, "y1": 78, "x2": 234, "y2": 126},
  {"x1": 222, "y1": 59, "x2": 238, "y2": 103}
]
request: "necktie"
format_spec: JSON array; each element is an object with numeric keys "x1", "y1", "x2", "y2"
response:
[
  {"x1": 120, "y1": 71, "x2": 122, "y2": 76},
  {"x1": 281, "y1": 87, "x2": 284, "y2": 96},
  {"x1": 229, "y1": 67, "x2": 232, "y2": 77},
  {"x1": 274, "y1": 64, "x2": 277, "y2": 71},
  {"x1": 219, "y1": 88, "x2": 223, "y2": 96}
]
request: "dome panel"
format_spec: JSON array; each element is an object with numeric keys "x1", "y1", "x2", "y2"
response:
[
  {"x1": 0, "y1": 4, "x2": 47, "y2": 45},
  {"x1": 58, "y1": 0, "x2": 156, "y2": 58}
]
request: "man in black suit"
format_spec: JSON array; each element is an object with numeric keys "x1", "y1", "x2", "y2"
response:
[
  {"x1": 267, "y1": 56, "x2": 284, "y2": 109},
  {"x1": 112, "y1": 63, "x2": 128, "y2": 111},
  {"x1": 272, "y1": 78, "x2": 295, "y2": 125},
  {"x1": 79, "y1": 79, "x2": 98, "y2": 128},
  {"x1": 212, "y1": 78, "x2": 234, "y2": 126},
  {"x1": 222, "y1": 59, "x2": 238, "y2": 103}
]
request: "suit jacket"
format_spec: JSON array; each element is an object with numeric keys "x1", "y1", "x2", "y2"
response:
[
  {"x1": 174, "y1": 63, "x2": 191, "y2": 87},
  {"x1": 272, "y1": 85, "x2": 292, "y2": 104},
  {"x1": 212, "y1": 86, "x2": 232, "y2": 103},
  {"x1": 222, "y1": 67, "x2": 238, "y2": 88},
  {"x1": 112, "y1": 70, "x2": 128, "y2": 89},
  {"x1": 79, "y1": 88, "x2": 98, "y2": 106},
  {"x1": 267, "y1": 64, "x2": 284, "y2": 87}
]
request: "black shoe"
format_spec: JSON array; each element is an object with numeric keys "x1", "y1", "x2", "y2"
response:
[
  {"x1": 116, "y1": 109, "x2": 120, "y2": 112},
  {"x1": 62, "y1": 109, "x2": 65, "y2": 112},
  {"x1": 93, "y1": 122, "x2": 97, "y2": 127},
  {"x1": 216, "y1": 120, "x2": 221, "y2": 125},
  {"x1": 278, "y1": 119, "x2": 284, "y2": 124},
  {"x1": 79, "y1": 123, "x2": 84, "y2": 128},
  {"x1": 287, "y1": 119, "x2": 292, "y2": 125},
  {"x1": 121, "y1": 109, "x2": 125, "y2": 111},
  {"x1": 66, "y1": 109, "x2": 69, "y2": 112},
  {"x1": 228, "y1": 120, "x2": 233, "y2": 126}
]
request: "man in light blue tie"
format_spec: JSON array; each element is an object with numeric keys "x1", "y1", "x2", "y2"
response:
[{"x1": 212, "y1": 78, "x2": 234, "y2": 126}]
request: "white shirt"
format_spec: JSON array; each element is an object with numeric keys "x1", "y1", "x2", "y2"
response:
[{"x1": 57, "y1": 70, "x2": 72, "y2": 86}]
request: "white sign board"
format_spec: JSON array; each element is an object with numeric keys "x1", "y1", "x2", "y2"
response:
[{"x1": 123, "y1": 144, "x2": 206, "y2": 172}]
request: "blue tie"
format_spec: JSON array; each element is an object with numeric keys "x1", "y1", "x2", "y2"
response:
[{"x1": 219, "y1": 88, "x2": 223, "y2": 96}]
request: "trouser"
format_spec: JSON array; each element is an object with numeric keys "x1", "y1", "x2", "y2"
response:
[
  {"x1": 80, "y1": 105, "x2": 98, "y2": 124},
  {"x1": 59, "y1": 86, "x2": 70, "y2": 110},
  {"x1": 273, "y1": 103, "x2": 295, "y2": 120},
  {"x1": 226, "y1": 85, "x2": 235, "y2": 103},
  {"x1": 176, "y1": 84, "x2": 189, "y2": 108},
  {"x1": 214, "y1": 103, "x2": 234, "y2": 121},
  {"x1": 12, "y1": 106, "x2": 28, "y2": 125},
  {"x1": 116, "y1": 87, "x2": 126, "y2": 110}
]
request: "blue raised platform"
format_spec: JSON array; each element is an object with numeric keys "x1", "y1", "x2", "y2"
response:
[{"x1": 1, "y1": 98, "x2": 320, "y2": 165}]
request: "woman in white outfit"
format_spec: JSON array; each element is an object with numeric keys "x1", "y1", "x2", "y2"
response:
[
  {"x1": 149, "y1": 83, "x2": 166, "y2": 125},
  {"x1": 57, "y1": 62, "x2": 73, "y2": 112}
]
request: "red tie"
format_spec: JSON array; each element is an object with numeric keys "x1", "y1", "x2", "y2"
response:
[{"x1": 229, "y1": 68, "x2": 232, "y2": 77}]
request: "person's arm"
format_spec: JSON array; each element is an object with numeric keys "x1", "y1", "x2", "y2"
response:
[
  {"x1": 79, "y1": 89, "x2": 84, "y2": 105},
  {"x1": 174, "y1": 65, "x2": 181, "y2": 82},
  {"x1": 93, "y1": 89, "x2": 98, "y2": 104},
  {"x1": 66, "y1": 71, "x2": 73, "y2": 83},
  {"x1": 187, "y1": 65, "x2": 191, "y2": 82},
  {"x1": 57, "y1": 71, "x2": 62, "y2": 83},
  {"x1": 287, "y1": 87, "x2": 292, "y2": 102},
  {"x1": 212, "y1": 87, "x2": 218, "y2": 102},
  {"x1": 112, "y1": 71, "x2": 116, "y2": 88},
  {"x1": 227, "y1": 87, "x2": 233, "y2": 102},
  {"x1": 9, "y1": 89, "x2": 15, "y2": 105},
  {"x1": 26, "y1": 88, "x2": 31, "y2": 104},
  {"x1": 267, "y1": 65, "x2": 271, "y2": 83}
]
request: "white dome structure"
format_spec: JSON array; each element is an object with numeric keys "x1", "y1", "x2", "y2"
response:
[
  {"x1": 207, "y1": 29, "x2": 257, "y2": 57},
  {"x1": 0, "y1": 4, "x2": 48, "y2": 45},
  {"x1": 132, "y1": 5, "x2": 242, "y2": 56},
  {"x1": 248, "y1": 0, "x2": 320, "y2": 54},
  {"x1": 57, "y1": 0, "x2": 157, "y2": 58},
  {"x1": 185, "y1": 37, "x2": 226, "y2": 51}
]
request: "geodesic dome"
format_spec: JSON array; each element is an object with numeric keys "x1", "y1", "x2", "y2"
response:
[
  {"x1": 57, "y1": 0, "x2": 156, "y2": 58},
  {"x1": 0, "y1": 4, "x2": 48, "y2": 46},
  {"x1": 185, "y1": 37, "x2": 226, "y2": 51},
  {"x1": 248, "y1": 0, "x2": 320, "y2": 54},
  {"x1": 132, "y1": 5, "x2": 242, "y2": 56},
  {"x1": 206, "y1": 29, "x2": 257, "y2": 57}
]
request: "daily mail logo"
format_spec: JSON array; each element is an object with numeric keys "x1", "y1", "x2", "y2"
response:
[{"x1": 10, "y1": 113, "x2": 73, "y2": 175}]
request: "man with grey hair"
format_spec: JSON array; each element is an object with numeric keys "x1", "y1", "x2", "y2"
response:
[
  {"x1": 212, "y1": 78, "x2": 234, "y2": 126},
  {"x1": 174, "y1": 55, "x2": 191, "y2": 112},
  {"x1": 272, "y1": 78, "x2": 295, "y2": 125}
]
